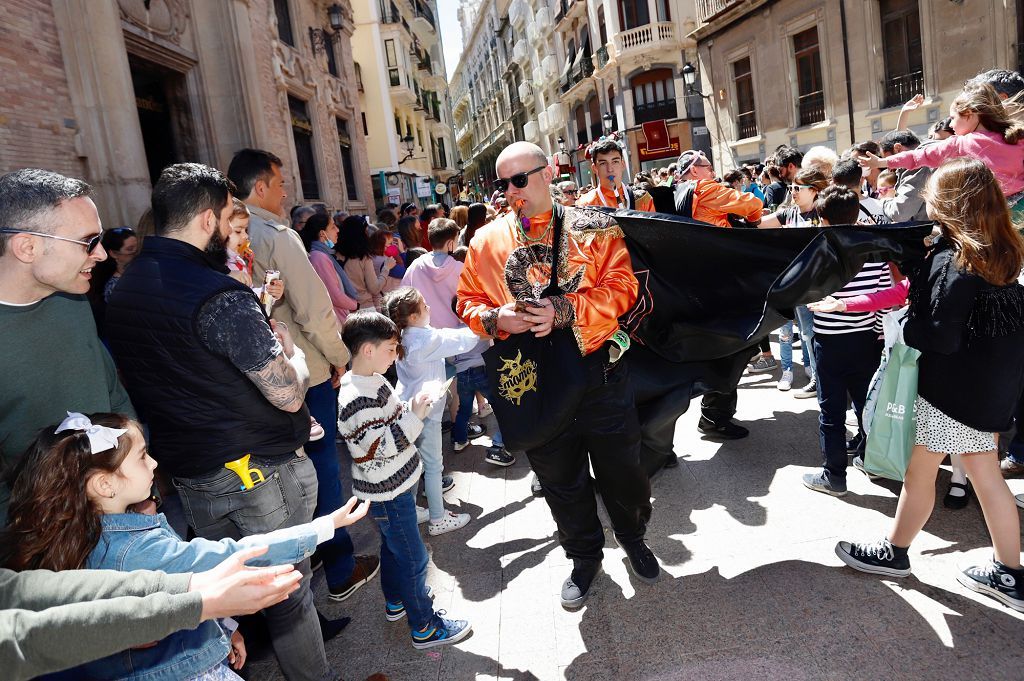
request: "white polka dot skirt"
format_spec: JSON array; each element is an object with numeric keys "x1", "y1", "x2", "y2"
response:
[{"x1": 914, "y1": 396, "x2": 996, "y2": 455}]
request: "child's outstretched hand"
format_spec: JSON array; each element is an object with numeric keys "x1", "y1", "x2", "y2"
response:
[
  {"x1": 902, "y1": 93, "x2": 924, "y2": 111},
  {"x1": 411, "y1": 391, "x2": 434, "y2": 419},
  {"x1": 330, "y1": 496, "x2": 371, "y2": 528}
]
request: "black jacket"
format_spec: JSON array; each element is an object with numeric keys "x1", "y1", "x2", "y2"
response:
[
  {"x1": 105, "y1": 237, "x2": 309, "y2": 477},
  {"x1": 903, "y1": 242, "x2": 1024, "y2": 432}
]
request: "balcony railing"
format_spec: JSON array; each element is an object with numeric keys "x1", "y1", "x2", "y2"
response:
[
  {"x1": 595, "y1": 45, "x2": 610, "y2": 70},
  {"x1": 883, "y1": 70, "x2": 924, "y2": 109},
  {"x1": 737, "y1": 111, "x2": 757, "y2": 139},
  {"x1": 797, "y1": 90, "x2": 825, "y2": 127},
  {"x1": 560, "y1": 56, "x2": 594, "y2": 93},
  {"x1": 696, "y1": 0, "x2": 744, "y2": 24},
  {"x1": 613, "y1": 22, "x2": 677, "y2": 58},
  {"x1": 633, "y1": 99, "x2": 677, "y2": 125},
  {"x1": 412, "y1": 0, "x2": 435, "y2": 30}
]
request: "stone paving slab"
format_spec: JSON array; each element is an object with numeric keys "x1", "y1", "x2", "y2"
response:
[{"x1": 249, "y1": 355, "x2": 1024, "y2": 681}]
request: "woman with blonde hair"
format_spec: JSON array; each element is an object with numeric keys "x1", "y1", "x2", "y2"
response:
[{"x1": 836, "y1": 158, "x2": 1024, "y2": 613}]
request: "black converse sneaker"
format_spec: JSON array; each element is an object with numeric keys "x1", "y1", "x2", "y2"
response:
[
  {"x1": 957, "y1": 560, "x2": 1024, "y2": 613},
  {"x1": 835, "y1": 539, "x2": 911, "y2": 577}
]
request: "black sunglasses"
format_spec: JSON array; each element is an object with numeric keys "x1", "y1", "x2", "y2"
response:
[
  {"x1": 0, "y1": 228, "x2": 103, "y2": 254},
  {"x1": 493, "y1": 165, "x2": 547, "y2": 192}
]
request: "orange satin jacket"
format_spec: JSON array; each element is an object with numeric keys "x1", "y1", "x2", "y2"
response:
[
  {"x1": 576, "y1": 184, "x2": 655, "y2": 212},
  {"x1": 456, "y1": 206, "x2": 638, "y2": 356}
]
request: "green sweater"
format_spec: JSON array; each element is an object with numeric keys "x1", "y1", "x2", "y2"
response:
[
  {"x1": 0, "y1": 293, "x2": 134, "y2": 523},
  {"x1": 0, "y1": 567, "x2": 202, "y2": 680}
]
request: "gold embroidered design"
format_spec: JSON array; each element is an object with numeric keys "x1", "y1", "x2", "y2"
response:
[{"x1": 496, "y1": 350, "x2": 538, "y2": 405}]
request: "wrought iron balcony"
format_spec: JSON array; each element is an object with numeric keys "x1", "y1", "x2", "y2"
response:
[
  {"x1": 797, "y1": 91, "x2": 825, "y2": 127},
  {"x1": 737, "y1": 112, "x2": 757, "y2": 139},
  {"x1": 883, "y1": 71, "x2": 924, "y2": 110},
  {"x1": 633, "y1": 99, "x2": 677, "y2": 125}
]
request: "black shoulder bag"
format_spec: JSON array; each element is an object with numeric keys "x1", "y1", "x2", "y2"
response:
[{"x1": 482, "y1": 203, "x2": 589, "y2": 452}]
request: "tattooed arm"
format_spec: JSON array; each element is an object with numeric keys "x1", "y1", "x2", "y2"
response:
[{"x1": 198, "y1": 290, "x2": 309, "y2": 413}]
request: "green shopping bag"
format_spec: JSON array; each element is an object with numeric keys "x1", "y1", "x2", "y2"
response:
[{"x1": 864, "y1": 342, "x2": 920, "y2": 481}]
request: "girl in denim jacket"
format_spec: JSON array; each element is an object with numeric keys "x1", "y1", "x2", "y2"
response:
[{"x1": 3, "y1": 412, "x2": 368, "y2": 681}]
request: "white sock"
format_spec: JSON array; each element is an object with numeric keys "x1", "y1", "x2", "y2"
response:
[{"x1": 949, "y1": 454, "x2": 967, "y2": 496}]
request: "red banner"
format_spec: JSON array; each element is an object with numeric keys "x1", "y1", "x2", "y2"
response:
[
  {"x1": 641, "y1": 119, "x2": 671, "y2": 152},
  {"x1": 638, "y1": 137, "x2": 680, "y2": 162}
]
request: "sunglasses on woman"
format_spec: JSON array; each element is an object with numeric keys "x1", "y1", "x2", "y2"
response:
[
  {"x1": 493, "y1": 165, "x2": 547, "y2": 192},
  {"x1": 0, "y1": 228, "x2": 104, "y2": 254},
  {"x1": 790, "y1": 184, "x2": 814, "y2": 192}
]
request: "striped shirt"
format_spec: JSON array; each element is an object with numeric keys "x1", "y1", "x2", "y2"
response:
[{"x1": 813, "y1": 262, "x2": 891, "y2": 335}]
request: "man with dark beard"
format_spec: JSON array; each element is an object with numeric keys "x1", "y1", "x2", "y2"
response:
[{"x1": 104, "y1": 163, "x2": 339, "y2": 681}]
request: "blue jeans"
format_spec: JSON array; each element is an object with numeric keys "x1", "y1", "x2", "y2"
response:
[
  {"x1": 778, "y1": 321, "x2": 794, "y2": 372},
  {"x1": 173, "y1": 453, "x2": 333, "y2": 681},
  {"x1": 454, "y1": 366, "x2": 502, "y2": 446},
  {"x1": 814, "y1": 332, "x2": 883, "y2": 483},
  {"x1": 371, "y1": 490, "x2": 438, "y2": 632},
  {"x1": 416, "y1": 416, "x2": 445, "y2": 521},
  {"x1": 304, "y1": 379, "x2": 355, "y2": 589},
  {"x1": 795, "y1": 305, "x2": 816, "y2": 377}
]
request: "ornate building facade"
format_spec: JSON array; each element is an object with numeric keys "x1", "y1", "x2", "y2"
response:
[
  {"x1": 693, "y1": 0, "x2": 1023, "y2": 171},
  {"x1": 0, "y1": 0, "x2": 373, "y2": 228}
]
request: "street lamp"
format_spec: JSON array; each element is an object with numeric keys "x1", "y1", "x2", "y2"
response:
[
  {"x1": 398, "y1": 134, "x2": 416, "y2": 164},
  {"x1": 602, "y1": 112, "x2": 614, "y2": 135},
  {"x1": 681, "y1": 62, "x2": 711, "y2": 99},
  {"x1": 309, "y1": 3, "x2": 344, "y2": 54}
]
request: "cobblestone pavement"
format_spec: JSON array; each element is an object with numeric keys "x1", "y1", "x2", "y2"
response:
[{"x1": 249, "y1": 348, "x2": 1024, "y2": 681}]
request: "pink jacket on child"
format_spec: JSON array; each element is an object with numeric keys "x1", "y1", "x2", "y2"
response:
[
  {"x1": 885, "y1": 130, "x2": 1024, "y2": 196},
  {"x1": 401, "y1": 252, "x2": 465, "y2": 330}
]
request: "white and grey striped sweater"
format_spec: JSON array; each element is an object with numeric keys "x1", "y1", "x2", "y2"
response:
[
  {"x1": 338, "y1": 372, "x2": 424, "y2": 502},
  {"x1": 813, "y1": 262, "x2": 891, "y2": 335}
]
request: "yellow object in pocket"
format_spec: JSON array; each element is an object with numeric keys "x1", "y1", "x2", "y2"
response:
[{"x1": 224, "y1": 454, "x2": 266, "y2": 490}]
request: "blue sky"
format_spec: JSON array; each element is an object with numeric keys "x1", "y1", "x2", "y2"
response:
[{"x1": 438, "y1": 1, "x2": 463, "y2": 78}]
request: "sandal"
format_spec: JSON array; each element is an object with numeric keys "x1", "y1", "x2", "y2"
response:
[{"x1": 943, "y1": 481, "x2": 971, "y2": 510}]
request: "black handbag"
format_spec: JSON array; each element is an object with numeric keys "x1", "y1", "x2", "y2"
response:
[{"x1": 483, "y1": 204, "x2": 589, "y2": 452}]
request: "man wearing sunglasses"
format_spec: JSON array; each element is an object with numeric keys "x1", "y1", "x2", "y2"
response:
[
  {"x1": 556, "y1": 180, "x2": 579, "y2": 207},
  {"x1": 457, "y1": 141, "x2": 658, "y2": 610},
  {"x1": 0, "y1": 168, "x2": 135, "y2": 525},
  {"x1": 576, "y1": 138, "x2": 655, "y2": 211}
]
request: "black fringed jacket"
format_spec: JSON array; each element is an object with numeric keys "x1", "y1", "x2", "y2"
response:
[{"x1": 904, "y1": 241, "x2": 1024, "y2": 432}]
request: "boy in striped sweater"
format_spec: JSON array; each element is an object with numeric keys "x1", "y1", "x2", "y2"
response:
[
  {"x1": 338, "y1": 310, "x2": 473, "y2": 650},
  {"x1": 802, "y1": 187, "x2": 889, "y2": 497}
]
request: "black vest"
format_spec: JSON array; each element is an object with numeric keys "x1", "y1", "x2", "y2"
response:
[{"x1": 105, "y1": 237, "x2": 309, "y2": 478}]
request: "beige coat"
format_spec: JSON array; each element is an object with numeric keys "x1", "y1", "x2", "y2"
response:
[{"x1": 247, "y1": 205, "x2": 350, "y2": 385}]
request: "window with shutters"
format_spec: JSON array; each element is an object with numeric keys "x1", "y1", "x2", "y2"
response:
[
  {"x1": 733, "y1": 57, "x2": 757, "y2": 138},
  {"x1": 274, "y1": 0, "x2": 294, "y2": 46},
  {"x1": 289, "y1": 96, "x2": 320, "y2": 200},
  {"x1": 793, "y1": 27, "x2": 824, "y2": 126},
  {"x1": 880, "y1": 0, "x2": 923, "y2": 108}
]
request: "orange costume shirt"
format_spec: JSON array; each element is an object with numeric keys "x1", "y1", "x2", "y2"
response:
[
  {"x1": 456, "y1": 206, "x2": 638, "y2": 356},
  {"x1": 576, "y1": 184, "x2": 655, "y2": 212},
  {"x1": 690, "y1": 179, "x2": 763, "y2": 227}
]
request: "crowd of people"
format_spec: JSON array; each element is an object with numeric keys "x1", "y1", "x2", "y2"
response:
[{"x1": 3, "y1": 67, "x2": 1024, "y2": 681}]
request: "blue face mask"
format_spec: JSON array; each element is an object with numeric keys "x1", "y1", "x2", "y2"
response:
[{"x1": 323, "y1": 238, "x2": 335, "y2": 249}]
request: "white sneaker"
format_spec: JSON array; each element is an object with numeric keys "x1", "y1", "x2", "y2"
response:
[
  {"x1": 416, "y1": 506, "x2": 429, "y2": 524},
  {"x1": 778, "y1": 369, "x2": 793, "y2": 391},
  {"x1": 427, "y1": 510, "x2": 471, "y2": 536},
  {"x1": 453, "y1": 440, "x2": 469, "y2": 452}
]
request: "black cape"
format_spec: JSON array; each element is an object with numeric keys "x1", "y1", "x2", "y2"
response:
[{"x1": 610, "y1": 209, "x2": 933, "y2": 475}]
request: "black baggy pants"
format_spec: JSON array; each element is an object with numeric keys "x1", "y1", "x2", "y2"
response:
[{"x1": 525, "y1": 355, "x2": 652, "y2": 565}]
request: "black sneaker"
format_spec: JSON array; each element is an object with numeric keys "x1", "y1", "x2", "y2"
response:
[
  {"x1": 466, "y1": 423, "x2": 486, "y2": 438},
  {"x1": 835, "y1": 539, "x2": 911, "y2": 577},
  {"x1": 697, "y1": 417, "x2": 749, "y2": 440},
  {"x1": 441, "y1": 475, "x2": 455, "y2": 493},
  {"x1": 663, "y1": 453, "x2": 679, "y2": 469},
  {"x1": 560, "y1": 562, "x2": 602, "y2": 610},
  {"x1": 957, "y1": 560, "x2": 1024, "y2": 612},
  {"x1": 846, "y1": 433, "x2": 864, "y2": 453},
  {"x1": 619, "y1": 539, "x2": 660, "y2": 583},
  {"x1": 484, "y1": 446, "x2": 515, "y2": 467}
]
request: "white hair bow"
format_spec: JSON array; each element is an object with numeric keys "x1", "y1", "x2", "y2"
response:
[{"x1": 55, "y1": 412, "x2": 127, "y2": 454}]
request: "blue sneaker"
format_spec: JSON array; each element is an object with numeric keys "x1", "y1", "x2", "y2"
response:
[
  {"x1": 385, "y1": 586, "x2": 433, "y2": 622},
  {"x1": 411, "y1": 612, "x2": 472, "y2": 650}
]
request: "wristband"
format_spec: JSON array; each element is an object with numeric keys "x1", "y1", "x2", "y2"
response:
[{"x1": 608, "y1": 329, "x2": 631, "y2": 363}]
